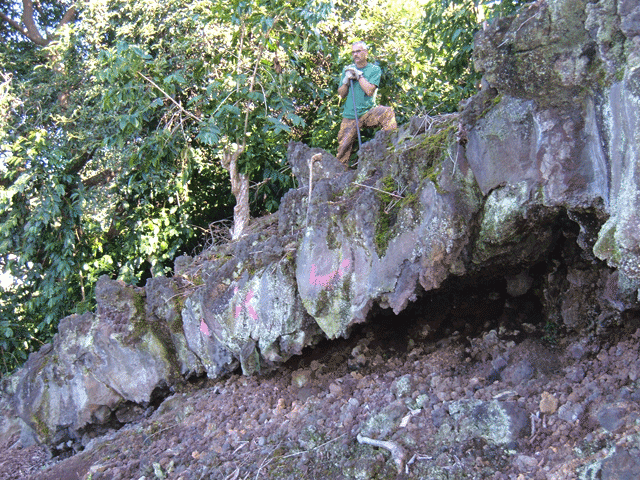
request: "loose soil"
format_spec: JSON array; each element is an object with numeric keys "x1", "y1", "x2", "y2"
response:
[{"x1": 1, "y1": 313, "x2": 639, "y2": 480}]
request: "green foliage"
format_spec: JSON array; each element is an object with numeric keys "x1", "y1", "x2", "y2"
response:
[
  {"x1": 373, "y1": 175, "x2": 403, "y2": 256},
  {"x1": 418, "y1": 0, "x2": 527, "y2": 112},
  {"x1": 0, "y1": 0, "x2": 529, "y2": 374},
  {"x1": 542, "y1": 320, "x2": 560, "y2": 345},
  {"x1": 0, "y1": 281, "x2": 38, "y2": 373}
]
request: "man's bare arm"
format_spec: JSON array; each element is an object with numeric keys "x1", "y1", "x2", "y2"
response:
[
  {"x1": 338, "y1": 83, "x2": 349, "y2": 99},
  {"x1": 338, "y1": 76, "x2": 376, "y2": 99},
  {"x1": 357, "y1": 76, "x2": 377, "y2": 97}
]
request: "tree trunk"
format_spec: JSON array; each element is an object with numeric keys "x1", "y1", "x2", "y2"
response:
[
  {"x1": 231, "y1": 172, "x2": 250, "y2": 241},
  {"x1": 223, "y1": 147, "x2": 250, "y2": 241},
  {"x1": 0, "y1": 1, "x2": 76, "y2": 46}
]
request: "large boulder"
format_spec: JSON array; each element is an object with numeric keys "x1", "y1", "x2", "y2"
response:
[
  {"x1": 294, "y1": 120, "x2": 479, "y2": 338},
  {"x1": 472, "y1": 0, "x2": 640, "y2": 294},
  {"x1": 10, "y1": 277, "x2": 184, "y2": 447},
  {"x1": 4, "y1": 0, "x2": 640, "y2": 449},
  {"x1": 182, "y1": 252, "x2": 322, "y2": 376}
]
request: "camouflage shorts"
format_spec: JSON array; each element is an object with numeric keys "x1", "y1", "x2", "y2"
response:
[{"x1": 336, "y1": 105, "x2": 397, "y2": 166}]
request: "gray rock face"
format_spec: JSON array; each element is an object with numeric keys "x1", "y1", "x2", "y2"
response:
[
  {"x1": 3, "y1": 0, "x2": 640, "y2": 449},
  {"x1": 472, "y1": 0, "x2": 640, "y2": 286},
  {"x1": 9, "y1": 277, "x2": 183, "y2": 446},
  {"x1": 601, "y1": 447, "x2": 640, "y2": 480},
  {"x1": 295, "y1": 123, "x2": 477, "y2": 339}
]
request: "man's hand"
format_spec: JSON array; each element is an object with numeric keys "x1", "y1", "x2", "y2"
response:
[
  {"x1": 346, "y1": 67, "x2": 363, "y2": 80},
  {"x1": 342, "y1": 70, "x2": 355, "y2": 85}
]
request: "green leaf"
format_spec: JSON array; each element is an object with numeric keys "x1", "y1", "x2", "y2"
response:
[{"x1": 131, "y1": 46, "x2": 152, "y2": 60}]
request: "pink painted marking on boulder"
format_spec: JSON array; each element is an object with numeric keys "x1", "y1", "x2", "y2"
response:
[
  {"x1": 234, "y1": 286, "x2": 258, "y2": 320},
  {"x1": 338, "y1": 258, "x2": 351, "y2": 276},
  {"x1": 200, "y1": 319, "x2": 211, "y2": 337},
  {"x1": 310, "y1": 257, "x2": 352, "y2": 288},
  {"x1": 310, "y1": 263, "x2": 337, "y2": 287}
]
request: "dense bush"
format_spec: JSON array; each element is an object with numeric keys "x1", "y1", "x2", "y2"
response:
[{"x1": 0, "y1": 0, "x2": 525, "y2": 375}]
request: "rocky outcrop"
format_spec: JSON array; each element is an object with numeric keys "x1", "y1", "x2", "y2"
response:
[
  {"x1": 2, "y1": 0, "x2": 639, "y2": 450},
  {"x1": 472, "y1": 0, "x2": 640, "y2": 287},
  {"x1": 4, "y1": 277, "x2": 186, "y2": 448}
]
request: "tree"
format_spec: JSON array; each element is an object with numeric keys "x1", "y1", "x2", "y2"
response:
[
  {"x1": 1, "y1": 1, "x2": 95, "y2": 371},
  {"x1": 0, "y1": 0, "x2": 204, "y2": 370},
  {"x1": 0, "y1": 0, "x2": 529, "y2": 375},
  {"x1": 94, "y1": 0, "x2": 333, "y2": 239},
  {"x1": 418, "y1": 0, "x2": 527, "y2": 111},
  {"x1": 0, "y1": 0, "x2": 76, "y2": 46},
  {"x1": 0, "y1": 0, "x2": 334, "y2": 373}
]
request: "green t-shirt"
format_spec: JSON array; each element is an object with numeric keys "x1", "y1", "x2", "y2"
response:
[{"x1": 340, "y1": 62, "x2": 381, "y2": 119}]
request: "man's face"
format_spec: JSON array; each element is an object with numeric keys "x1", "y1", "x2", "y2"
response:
[{"x1": 352, "y1": 45, "x2": 368, "y2": 67}]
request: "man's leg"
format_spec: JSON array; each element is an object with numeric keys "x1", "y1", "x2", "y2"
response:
[
  {"x1": 336, "y1": 118, "x2": 358, "y2": 166},
  {"x1": 360, "y1": 105, "x2": 397, "y2": 131}
]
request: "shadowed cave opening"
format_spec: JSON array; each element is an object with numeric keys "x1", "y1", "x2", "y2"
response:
[
  {"x1": 285, "y1": 212, "x2": 588, "y2": 373},
  {"x1": 286, "y1": 271, "x2": 548, "y2": 376}
]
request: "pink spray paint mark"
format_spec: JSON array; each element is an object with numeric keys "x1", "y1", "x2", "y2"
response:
[
  {"x1": 338, "y1": 258, "x2": 351, "y2": 276},
  {"x1": 200, "y1": 319, "x2": 211, "y2": 337},
  {"x1": 310, "y1": 258, "x2": 351, "y2": 289},
  {"x1": 234, "y1": 286, "x2": 259, "y2": 320},
  {"x1": 243, "y1": 290, "x2": 259, "y2": 320}
]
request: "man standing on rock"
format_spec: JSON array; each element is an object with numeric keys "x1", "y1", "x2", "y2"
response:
[{"x1": 336, "y1": 41, "x2": 397, "y2": 166}]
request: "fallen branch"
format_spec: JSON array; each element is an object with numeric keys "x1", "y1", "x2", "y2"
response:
[
  {"x1": 357, "y1": 433, "x2": 407, "y2": 474},
  {"x1": 280, "y1": 433, "x2": 346, "y2": 460}
]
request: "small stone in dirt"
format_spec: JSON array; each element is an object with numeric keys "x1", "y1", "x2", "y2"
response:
[
  {"x1": 515, "y1": 454, "x2": 538, "y2": 473},
  {"x1": 565, "y1": 365, "x2": 586, "y2": 383},
  {"x1": 329, "y1": 383, "x2": 343, "y2": 396},
  {"x1": 502, "y1": 360, "x2": 535, "y2": 385},
  {"x1": 491, "y1": 356, "x2": 508, "y2": 371},
  {"x1": 557, "y1": 401, "x2": 584, "y2": 423},
  {"x1": 360, "y1": 401, "x2": 407, "y2": 439},
  {"x1": 539, "y1": 392, "x2": 558, "y2": 415},
  {"x1": 291, "y1": 369, "x2": 312, "y2": 388},
  {"x1": 309, "y1": 360, "x2": 324, "y2": 371},
  {"x1": 393, "y1": 374, "x2": 414, "y2": 398},
  {"x1": 597, "y1": 405, "x2": 628, "y2": 433},
  {"x1": 567, "y1": 341, "x2": 587, "y2": 360}
]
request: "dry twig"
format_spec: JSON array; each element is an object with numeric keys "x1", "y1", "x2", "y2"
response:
[
  {"x1": 306, "y1": 153, "x2": 322, "y2": 226},
  {"x1": 357, "y1": 433, "x2": 408, "y2": 474},
  {"x1": 353, "y1": 182, "x2": 404, "y2": 199},
  {"x1": 138, "y1": 72, "x2": 202, "y2": 123}
]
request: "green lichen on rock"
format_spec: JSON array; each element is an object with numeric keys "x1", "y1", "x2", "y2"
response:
[
  {"x1": 126, "y1": 293, "x2": 155, "y2": 345},
  {"x1": 473, "y1": 182, "x2": 558, "y2": 266},
  {"x1": 448, "y1": 399, "x2": 529, "y2": 446},
  {"x1": 373, "y1": 123, "x2": 458, "y2": 256},
  {"x1": 593, "y1": 221, "x2": 622, "y2": 265},
  {"x1": 398, "y1": 122, "x2": 455, "y2": 186},
  {"x1": 32, "y1": 413, "x2": 51, "y2": 442},
  {"x1": 374, "y1": 177, "x2": 397, "y2": 256},
  {"x1": 310, "y1": 283, "x2": 354, "y2": 340},
  {"x1": 360, "y1": 401, "x2": 407, "y2": 439},
  {"x1": 419, "y1": 124, "x2": 455, "y2": 179}
]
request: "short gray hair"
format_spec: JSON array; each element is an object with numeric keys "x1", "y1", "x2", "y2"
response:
[{"x1": 352, "y1": 41, "x2": 368, "y2": 51}]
